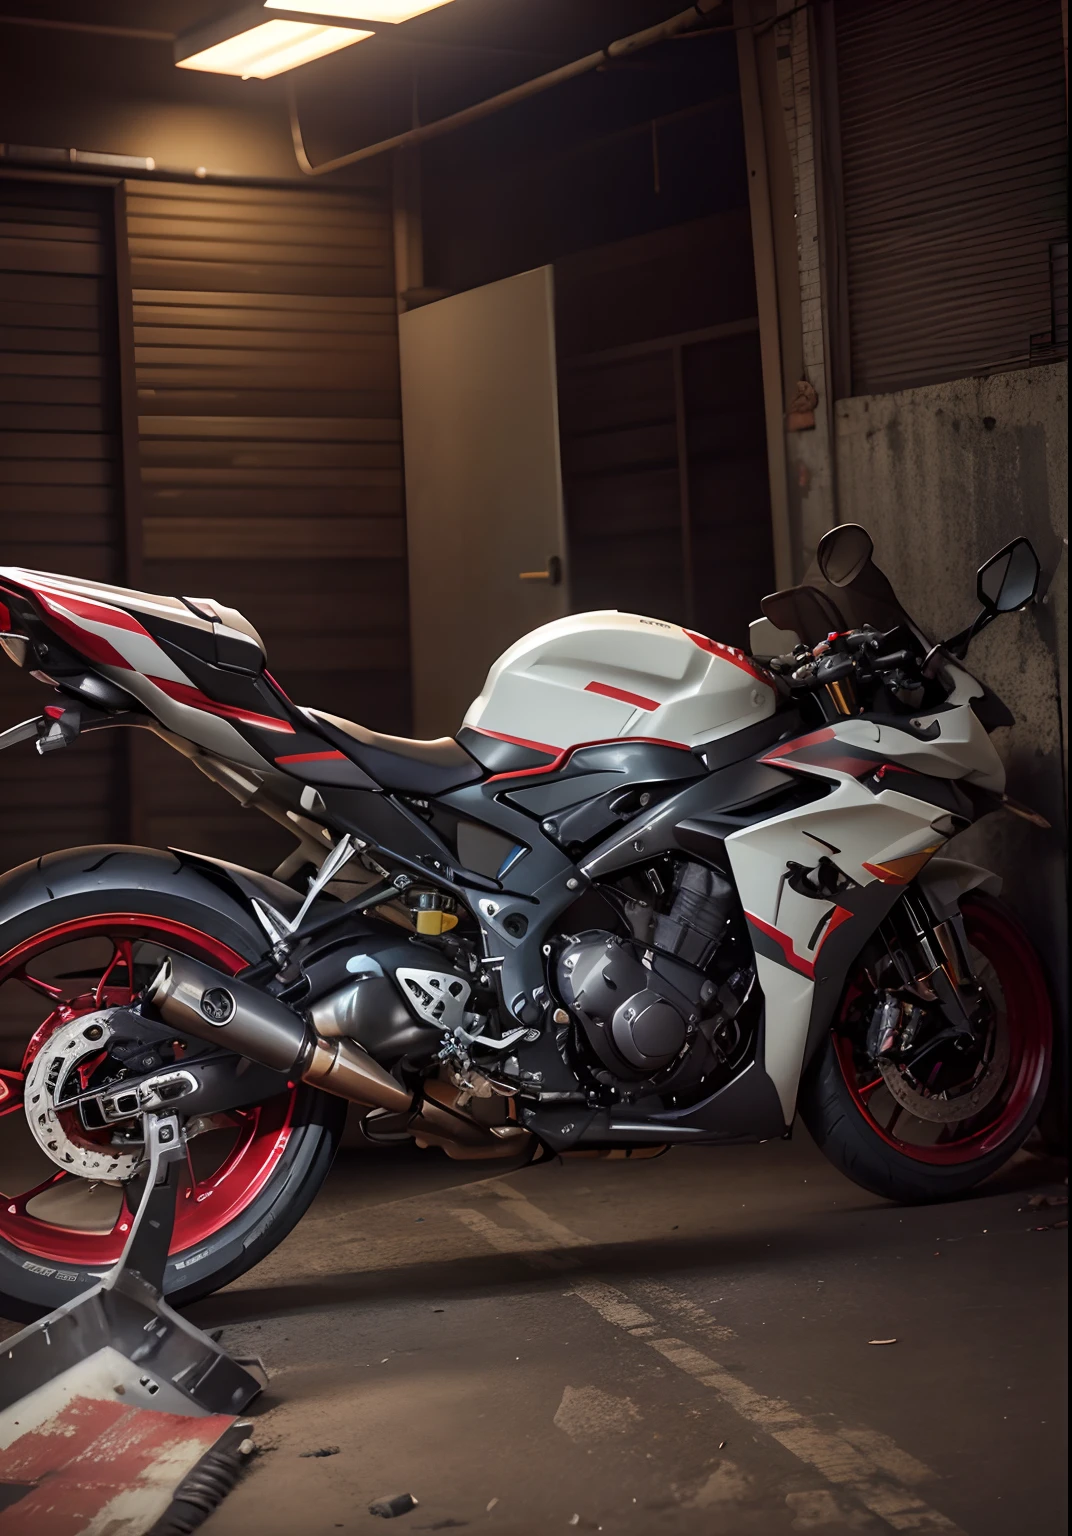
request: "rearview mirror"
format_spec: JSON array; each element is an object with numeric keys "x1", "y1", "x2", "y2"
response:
[
  {"x1": 977, "y1": 538, "x2": 1040, "y2": 614},
  {"x1": 816, "y1": 524, "x2": 874, "y2": 588}
]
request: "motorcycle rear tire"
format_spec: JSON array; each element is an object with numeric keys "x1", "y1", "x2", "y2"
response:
[{"x1": 0, "y1": 845, "x2": 346, "y2": 1322}]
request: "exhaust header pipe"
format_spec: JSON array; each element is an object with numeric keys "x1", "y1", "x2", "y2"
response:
[{"x1": 147, "y1": 954, "x2": 530, "y2": 1159}]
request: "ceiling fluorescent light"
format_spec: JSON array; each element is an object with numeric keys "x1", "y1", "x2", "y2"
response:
[
  {"x1": 264, "y1": 3, "x2": 456, "y2": 21},
  {"x1": 176, "y1": 7, "x2": 372, "y2": 78}
]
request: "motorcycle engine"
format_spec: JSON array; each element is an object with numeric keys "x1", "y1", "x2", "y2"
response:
[{"x1": 555, "y1": 862, "x2": 744, "y2": 1085}]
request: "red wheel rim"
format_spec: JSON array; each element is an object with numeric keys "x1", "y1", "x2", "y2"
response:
[
  {"x1": 833, "y1": 898, "x2": 1050, "y2": 1165},
  {"x1": 0, "y1": 914, "x2": 296, "y2": 1266}
]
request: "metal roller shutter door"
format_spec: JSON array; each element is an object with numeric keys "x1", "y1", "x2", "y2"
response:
[
  {"x1": 834, "y1": 0, "x2": 1068, "y2": 395},
  {"x1": 0, "y1": 179, "x2": 128, "y2": 872},
  {"x1": 123, "y1": 178, "x2": 409, "y2": 872}
]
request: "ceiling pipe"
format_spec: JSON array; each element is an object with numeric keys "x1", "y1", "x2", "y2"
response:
[{"x1": 289, "y1": 0, "x2": 730, "y2": 175}]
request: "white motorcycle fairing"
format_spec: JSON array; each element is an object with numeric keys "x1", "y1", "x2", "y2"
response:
[{"x1": 725, "y1": 712, "x2": 1005, "y2": 1119}]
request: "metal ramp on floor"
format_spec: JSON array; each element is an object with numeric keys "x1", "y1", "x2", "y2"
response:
[{"x1": 0, "y1": 1112, "x2": 264, "y2": 1535}]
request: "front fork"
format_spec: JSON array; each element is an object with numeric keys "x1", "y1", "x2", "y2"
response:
[{"x1": 873, "y1": 889, "x2": 981, "y2": 1046}]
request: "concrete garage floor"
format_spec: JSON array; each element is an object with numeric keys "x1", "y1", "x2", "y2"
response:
[{"x1": 185, "y1": 1131, "x2": 1068, "y2": 1536}]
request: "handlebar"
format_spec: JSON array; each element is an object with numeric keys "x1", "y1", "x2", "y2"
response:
[{"x1": 768, "y1": 626, "x2": 926, "y2": 714}]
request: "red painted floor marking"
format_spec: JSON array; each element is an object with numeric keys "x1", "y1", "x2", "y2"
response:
[{"x1": 0, "y1": 1395, "x2": 234, "y2": 1533}]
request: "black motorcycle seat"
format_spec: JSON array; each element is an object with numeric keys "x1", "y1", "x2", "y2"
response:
[{"x1": 304, "y1": 708, "x2": 484, "y2": 794}]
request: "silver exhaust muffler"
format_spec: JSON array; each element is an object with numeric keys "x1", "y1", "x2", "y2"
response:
[{"x1": 147, "y1": 954, "x2": 530, "y2": 1158}]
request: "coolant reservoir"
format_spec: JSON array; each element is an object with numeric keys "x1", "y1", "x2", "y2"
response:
[{"x1": 463, "y1": 611, "x2": 776, "y2": 753}]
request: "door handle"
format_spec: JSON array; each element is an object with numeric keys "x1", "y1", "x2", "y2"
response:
[{"x1": 518, "y1": 555, "x2": 562, "y2": 586}]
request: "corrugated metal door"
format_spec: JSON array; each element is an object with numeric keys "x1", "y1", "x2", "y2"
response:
[
  {"x1": 0, "y1": 180, "x2": 129, "y2": 870},
  {"x1": 834, "y1": 0, "x2": 1068, "y2": 395},
  {"x1": 123, "y1": 178, "x2": 407, "y2": 871},
  {"x1": 1, "y1": 174, "x2": 406, "y2": 879}
]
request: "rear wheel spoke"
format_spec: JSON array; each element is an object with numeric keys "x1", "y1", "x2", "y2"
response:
[
  {"x1": 95, "y1": 939, "x2": 136, "y2": 1008},
  {"x1": 13, "y1": 967, "x2": 64, "y2": 1001}
]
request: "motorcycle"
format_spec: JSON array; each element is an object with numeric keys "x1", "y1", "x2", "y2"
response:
[{"x1": 0, "y1": 524, "x2": 1053, "y2": 1319}]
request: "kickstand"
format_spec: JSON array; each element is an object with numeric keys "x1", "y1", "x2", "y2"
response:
[{"x1": 0, "y1": 1111, "x2": 266, "y2": 1420}]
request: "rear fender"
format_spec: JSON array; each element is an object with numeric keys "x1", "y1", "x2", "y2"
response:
[
  {"x1": 0, "y1": 845, "x2": 267, "y2": 965},
  {"x1": 169, "y1": 848, "x2": 306, "y2": 936}
]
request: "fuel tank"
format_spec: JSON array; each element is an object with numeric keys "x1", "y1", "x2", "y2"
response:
[{"x1": 463, "y1": 611, "x2": 776, "y2": 754}]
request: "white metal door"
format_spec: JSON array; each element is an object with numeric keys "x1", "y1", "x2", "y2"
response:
[{"x1": 399, "y1": 266, "x2": 568, "y2": 738}]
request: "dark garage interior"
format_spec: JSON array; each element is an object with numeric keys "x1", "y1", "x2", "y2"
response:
[{"x1": 0, "y1": 3, "x2": 1067, "y2": 1533}]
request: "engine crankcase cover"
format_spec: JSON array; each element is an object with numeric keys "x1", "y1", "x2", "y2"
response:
[{"x1": 556, "y1": 930, "x2": 700, "y2": 1080}]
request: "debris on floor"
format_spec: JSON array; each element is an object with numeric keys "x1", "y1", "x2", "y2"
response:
[
  {"x1": 868, "y1": 1338, "x2": 898, "y2": 1345},
  {"x1": 299, "y1": 1446, "x2": 341, "y2": 1458},
  {"x1": 369, "y1": 1491, "x2": 420, "y2": 1518},
  {"x1": 1024, "y1": 1193, "x2": 1068, "y2": 1209}
]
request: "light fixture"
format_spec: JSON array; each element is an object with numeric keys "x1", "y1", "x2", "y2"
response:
[
  {"x1": 175, "y1": 1, "x2": 457, "y2": 80},
  {"x1": 264, "y1": 3, "x2": 455, "y2": 20},
  {"x1": 175, "y1": 6, "x2": 374, "y2": 79}
]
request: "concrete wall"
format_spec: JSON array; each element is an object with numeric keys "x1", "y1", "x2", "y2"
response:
[{"x1": 835, "y1": 362, "x2": 1068, "y2": 1121}]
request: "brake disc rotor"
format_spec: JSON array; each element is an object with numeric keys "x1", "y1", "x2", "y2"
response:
[
  {"x1": 879, "y1": 950, "x2": 1009, "y2": 1124},
  {"x1": 23, "y1": 1011, "x2": 142, "y2": 1180}
]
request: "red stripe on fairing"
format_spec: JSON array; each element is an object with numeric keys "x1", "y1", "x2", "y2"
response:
[
  {"x1": 275, "y1": 750, "x2": 346, "y2": 764},
  {"x1": 264, "y1": 669, "x2": 293, "y2": 702},
  {"x1": 37, "y1": 589, "x2": 151, "y2": 636},
  {"x1": 32, "y1": 602, "x2": 135, "y2": 671},
  {"x1": 761, "y1": 726, "x2": 835, "y2": 760},
  {"x1": 801, "y1": 754, "x2": 877, "y2": 779},
  {"x1": 15, "y1": 583, "x2": 159, "y2": 671},
  {"x1": 861, "y1": 860, "x2": 909, "y2": 886},
  {"x1": 585, "y1": 680, "x2": 660, "y2": 711},
  {"x1": 685, "y1": 629, "x2": 775, "y2": 688},
  {"x1": 760, "y1": 727, "x2": 883, "y2": 780},
  {"x1": 747, "y1": 912, "x2": 816, "y2": 977},
  {"x1": 485, "y1": 735, "x2": 690, "y2": 784},
  {"x1": 746, "y1": 905, "x2": 853, "y2": 979},
  {"x1": 471, "y1": 727, "x2": 560, "y2": 757},
  {"x1": 148, "y1": 676, "x2": 295, "y2": 734},
  {"x1": 820, "y1": 905, "x2": 854, "y2": 948}
]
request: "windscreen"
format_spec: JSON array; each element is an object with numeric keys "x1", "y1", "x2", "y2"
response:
[{"x1": 761, "y1": 548, "x2": 932, "y2": 650}]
